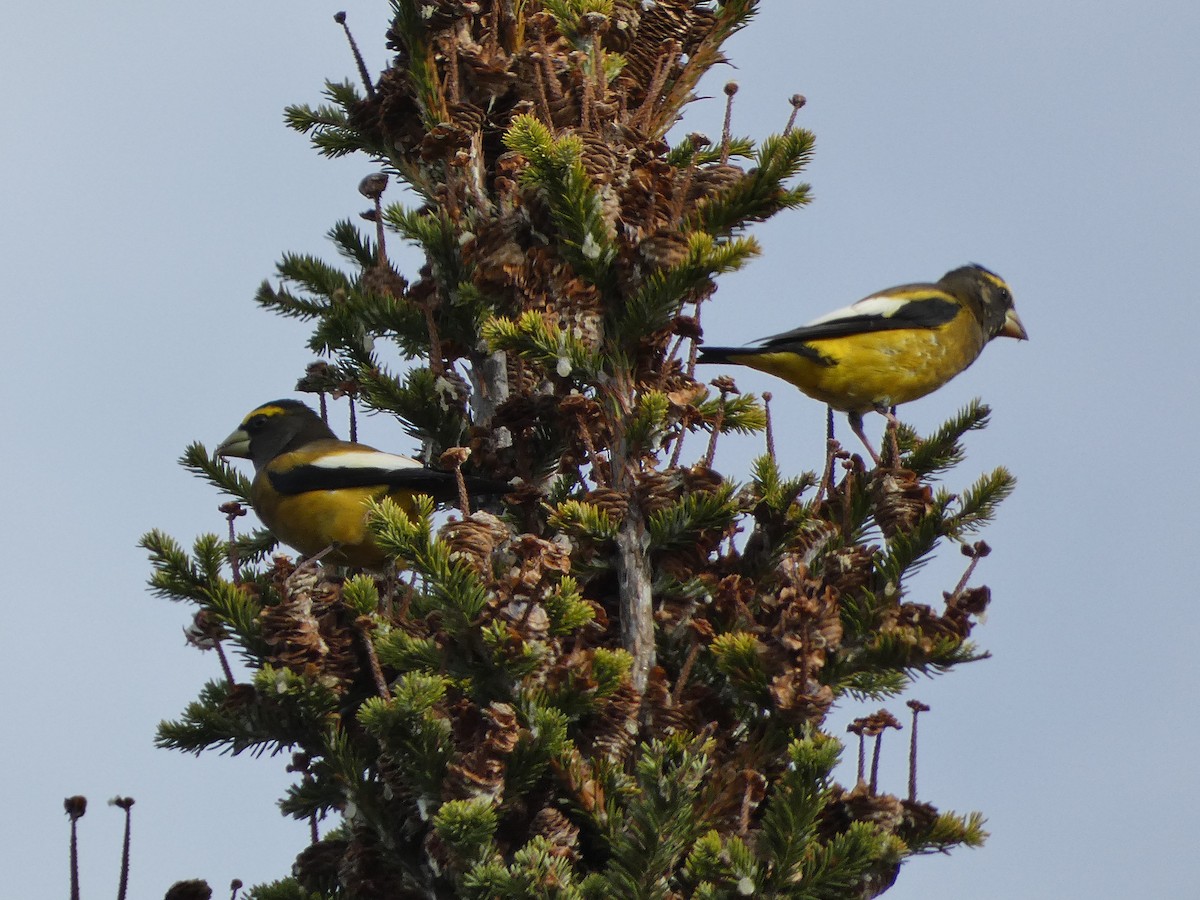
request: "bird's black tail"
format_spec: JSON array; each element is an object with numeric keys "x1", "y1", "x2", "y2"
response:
[
  {"x1": 696, "y1": 346, "x2": 752, "y2": 366},
  {"x1": 461, "y1": 475, "x2": 515, "y2": 497}
]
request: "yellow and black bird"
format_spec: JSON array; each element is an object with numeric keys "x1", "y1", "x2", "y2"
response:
[
  {"x1": 216, "y1": 399, "x2": 508, "y2": 567},
  {"x1": 696, "y1": 264, "x2": 1027, "y2": 461}
]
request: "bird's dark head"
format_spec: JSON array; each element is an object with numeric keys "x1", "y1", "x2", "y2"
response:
[
  {"x1": 941, "y1": 264, "x2": 1028, "y2": 341},
  {"x1": 215, "y1": 399, "x2": 337, "y2": 470}
]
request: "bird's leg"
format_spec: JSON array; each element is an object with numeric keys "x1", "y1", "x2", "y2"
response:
[
  {"x1": 848, "y1": 410, "x2": 882, "y2": 466},
  {"x1": 816, "y1": 405, "x2": 840, "y2": 504},
  {"x1": 286, "y1": 542, "x2": 343, "y2": 586}
]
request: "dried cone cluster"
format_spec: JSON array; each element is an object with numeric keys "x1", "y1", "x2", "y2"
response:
[{"x1": 259, "y1": 561, "x2": 363, "y2": 688}]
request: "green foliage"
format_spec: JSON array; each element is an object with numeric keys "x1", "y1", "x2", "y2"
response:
[
  {"x1": 945, "y1": 467, "x2": 1018, "y2": 537},
  {"x1": 504, "y1": 116, "x2": 616, "y2": 290},
  {"x1": 875, "y1": 503, "x2": 952, "y2": 584},
  {"x1": 435, "y1": 798, "x2": 500, "y2": 865},
  {"x1": 368, "y1": 497, "x2": 491, "y2": 628},
  {"x1": 374, "y1": 628, "x2": 442, "y2": 674},
  {"x1": 178, "y1": 442, "x2": 252, "y2": 501},
  {"x1": 463, "y1": 835, "x2": 585, "y2": 899},
  {"x1": 914, "y1": 810, "x2": 989, "y2": 853},
  {"x1": 543, "y1": 575, "x2": 596, "y2": 634},
  {"x1": 647, "y1": 484, "x2": 739, "y2": 552},
  {"x1": 141, "y1": 530, "x2": 220, "y2": 604},
  {"x1": 358, "y1": 677, "x2": 454, "y2": 798},
  {"x1": 627, "y1": 390, "x2": 671, "y2": 453},
  {"x1": 245, "y1": 878, "x2": 323, "y2": 900},
  {"x1": 382, "y1": 205, "x2": 469, "y2": 300},
  {"x1": 797, "y1": 823, "x2": 904, "y2": 899},
  {"x1": 590, "y1": 648, "x2": 633, "y2": 697},
  {"x1": 342, "y1": 573, "x2": 380, "y2": 615},
  {"x1": 592, "y1": 736, "x2": 715, "y2": 899},
  {"x1": 710, "y1": 632, "x2": 768, "y2": 696},
  {"x1": 614, "y1": 233, "x2": 760, "y2": 350},
  {"x1": 898, "y1": 399, "x2": 991, "y2": 478},
  {"x1": 156, "y1": 669, "x2": 339, "y2": 758},
  {"x1": 689, "y1": 129, "x2": 816, "y2": 237},
  {"x1": 284, "y1": 79, "x2": 370, "y2": 158},
  {"x1": 755, "y1": 737, "x2": 842, "y2": 890},
  {"x1": 483, "y1": 311, "x2": 605, "y2": 382},
  {"x1": 666, "y1": 135, "x2": 756, "y2": 167},
  {"x1": 696, "y1": 391, "x2": 767, "y2": 435},
  {"x1": 364, "y1": 364, "x2": 472, "y2": 450},
  {"x1": 542, "y1": 0, "x2": 616, "y2": 44},
  {"x1": 547, "y1": 500, "x2": 620, "y2": 541}
]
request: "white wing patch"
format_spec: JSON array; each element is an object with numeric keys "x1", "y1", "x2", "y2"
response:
[
  {"x1": 803, "y1": 294, "x2": 910, "y2": 327},
  {"x1": 309, "y1": 450, "x2": 425, "y2": 471}
]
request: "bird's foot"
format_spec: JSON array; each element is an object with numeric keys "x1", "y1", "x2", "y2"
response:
[
  {"x1": 848, "y1": 411, "x2": 882, "y2": 466},
  {"x1": 285, "y1": 542, "x2": 342, "y2": 587}
]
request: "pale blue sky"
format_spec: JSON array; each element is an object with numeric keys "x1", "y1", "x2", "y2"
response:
[{"x1": 4, "y1": 2, "x2": 1197, "y2": 896}]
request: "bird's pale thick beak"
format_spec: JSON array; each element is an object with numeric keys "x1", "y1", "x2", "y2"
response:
[
  {"x1": 1000, "y1": 309, "x2": 1028, "y2": 340},
  {"x1": 215, "y1": 428, "x2": 251, "y2": 458}
]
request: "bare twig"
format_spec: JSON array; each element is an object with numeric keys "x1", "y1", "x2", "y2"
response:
[
  {"x1": 64, "y1": 796, "x2": 86, "y2": 900},
  {"x1": 334, "y1": 12, "x2": 375, "y2": 99},
  {"x1": 111, "y1": 797, "x2": 134, "y2": 900},
  {"x1": 907, "y1": 700, "x2": 931, "y2": 801},
  {"x1": 763, "y1": 391, "x2": 776, "y2": 463},
  {"x1": 783, "y1": 93, "x2": 806, "y2": 135},
  {"x1": 720, "y1": 82, "x2": 738, "y2": 164},
  {"x1": 355, "y1": 619, "x2": 392, "y2": 700}
]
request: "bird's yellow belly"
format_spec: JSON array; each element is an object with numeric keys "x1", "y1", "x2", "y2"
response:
[
  {"x1": 746, "y1": 320, "x2": 985, "y2": 411},
  {"x1": 250, "y1": 481, "x2": 410, "y2": 567}
]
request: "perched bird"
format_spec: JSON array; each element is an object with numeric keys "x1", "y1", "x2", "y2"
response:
[
  {"x1": 697, "y1": 264, "x2": 1027, "y2": 461},
  {"x1": 216, "y1": 399, "x2": 508, "y2": 567}
]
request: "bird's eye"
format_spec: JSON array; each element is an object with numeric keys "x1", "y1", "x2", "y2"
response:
[{"x1": 996, "y1": 286, "x2": 1012, "y2": 306}]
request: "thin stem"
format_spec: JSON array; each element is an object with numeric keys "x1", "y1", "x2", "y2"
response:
[
  {"x1": 355, "y1": 620, "x2": 392, "y2": 700},
  {"x1": 423, "y1": 301, "x2": 446, "y2": 377},
  {"x1": 763, "y1": 391, "x2": 776, "y2": 462},
  {"x1": 334, "y1": 12, "x2": 375, "y2": 99},
  {"x1": 907, "y1": 700, "x2": 930, "y2": 801},
  {"x1": 64, "y1": 796, "x2": 86, "y2": 900},
  {"x1": 869, "y1": 731, "x2": 884, "y2": 793},
  {"x1": 783, "y1": 93, "x2": 806, "y2": 136},
  {"x1": 671, "y1": 641, "x2": 702, "y2": 704},
  {"x1": 113, "y1": 797, "x2": 134, "y2": 900},
  {"x1": 221, "y1": 502, "x2": 245, "y2": 585},
  {"x1": 214, "y1": 642, "x2": 235, "y2": 685},
  {"x1": 720, "y1": 82, "x2": 738, "y2": 165},
  {"x1": 575, "y1": 413, "x2": 608, "y2": 487},
  {"x1": 948, "y1": 541, "x2": 991, "y2": 599},
  {"x1": 374, "y1": 196, "x2": 388, "y2": 269},
  {"x1": 684, "y1": 300, "x2": 704, "y2": 380},
  {"x1": 704, "y1": 395, "x2": 725, "y2": 468}
]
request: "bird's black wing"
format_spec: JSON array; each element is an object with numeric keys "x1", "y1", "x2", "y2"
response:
[
  {"x1": 757, "y1": 289, "x2": 960, "y2": 348},
  {"x1": 268, "y1": 449, "x2": 507, "y2": 497}
]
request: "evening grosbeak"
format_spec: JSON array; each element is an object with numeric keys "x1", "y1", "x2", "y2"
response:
[
  {"x1": 216, "y1": 399, "x2": 508, "y2": 567},
  {"x1": 697, "y1": 264, "x2": 1027, "y2": 460}
]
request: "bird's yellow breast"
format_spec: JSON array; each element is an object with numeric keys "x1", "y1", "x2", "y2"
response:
[{"x1": 738, "y1": 310, "x2": 986, "y2": 412}]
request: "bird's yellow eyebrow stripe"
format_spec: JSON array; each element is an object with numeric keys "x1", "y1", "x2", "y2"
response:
[
  {"x1": 978, "y1": 270, "x2": 1008, "y2": 290},
  {"x1": 242, "y1": 404, "x2": 291, "y2": 424}
]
